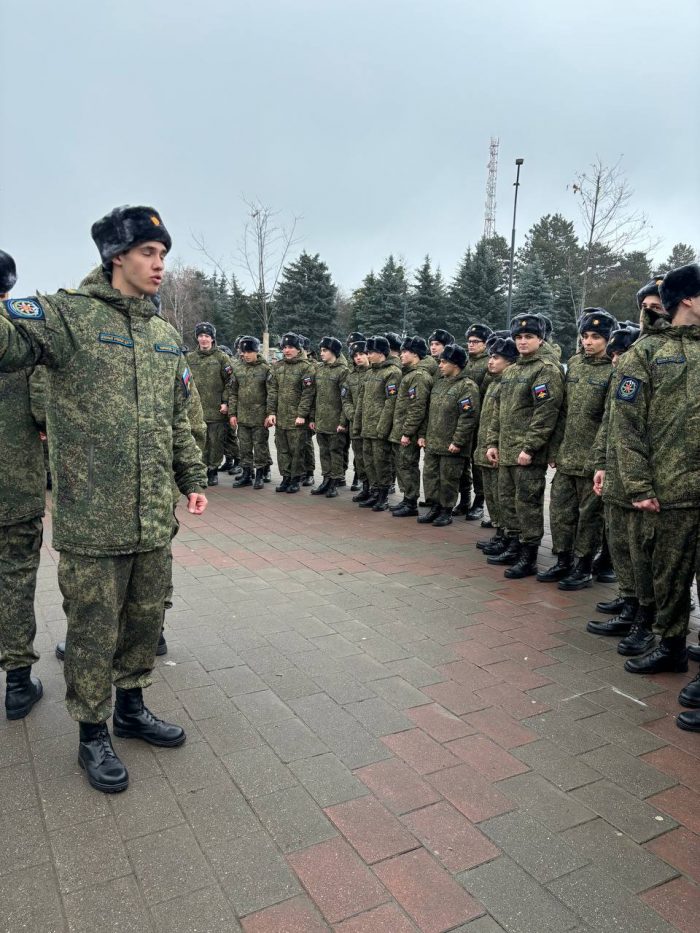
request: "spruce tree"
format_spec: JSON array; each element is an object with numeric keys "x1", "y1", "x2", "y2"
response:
[
  {"x1": 353, "y1": 256, "x2": 409, "y2": 336},
  {"x1": 658, "y1": 243, "x2": 697, "y2": 273},
  {"x1": 410, "y1": 255, "x2": 448, "y2": 337},
  {"x1": 273, "y1": 251, "x2": 338, "y2": 344},
  {"x1": 512, "y1": 256, "x2": 554, "y2": 317},
  {"x1": 460, "y1": 237, "x2": 507, "y2": 334}
]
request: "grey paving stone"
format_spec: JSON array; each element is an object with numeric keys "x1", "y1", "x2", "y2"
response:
[
  {"x1": 289, "y1": 752, "x2": 369, "y2": 807},
  {"x1": 178, "y1": 684, "x2": 229, "y2": 720},
  {"x1": 520, "y1": 711, "x2": 609, "y2": 755},
  {"x1": 591, "y1": 664, "x2": 666, "y2": 699},
  {"x1": 586, "y1": 686, "x2": 666, "y2": 725},
  {"x1": 310, "y1": 633, "x2": 363, "y2": 657},
  {"x1": 159, "y1": 659, "x2": 215, "y2": 691},
  {"x1": 368, "y1": 675, "x2": 433, "y2": 709},
  {"x1": 188, "y1": 643, "x2": 243, "y2": 671},
  {"x1": 178, "y1": 781, "x2": 260, "y2": 849},
  {"x1": 62, "y1": 875, "x2": 152, "y2": 933},
  {"x1": 344, "y1": 696, "x2": 415, "y2": 736},
  {"x1": 548, "y1": 864, "x2": 677, "y2": 932},
  {"x1": 197, "y1": 707, "x2": 265, "y2": 757},
  {"x1": 495, "y1": 773, "x2": 596, "y2": 832},
  {"x1": 258, "y1": 717, "x2": 329, "y2": 762},
  {"x1": 152, "y1": 885, "x2": 242, "y2": 933},
  {"x1": 340, "y1": 653, "x2": 393, "y2": 682},
  {"x1": 233, "y1": 688, "x2": 295, "y2": 725},
  {"x1": 458, "y1": 855, "x2": 579, "y2": 933},
  {"x1": 0, "y1": 864, "x2": 65, "y2": 933},
  {"x1": 570, "y1": 781, "x2": 678, "y2": 843},
  {"x1": 39, "y1": 773, "x2": 111, "y2": 832},
  {"x1": 521, "y1": 754, "x2": 603, "y2": 792},
  {"x1": 532, "y1": 661, "x2": 604, "y2": 695},
  {"x1": 0, "y1": 763, "x2": 39, "y2": 812},
  {"x1": 223, "y1": 744, "x2": 298, "y2": 797},
  {"x1": 212, "y1": 829, "x2": 302, "y2": 915},
  {"x1": 561, "y1": 819, "x2": 679, "y2": 894},
  {"x1": 155, "y1": 739, "x2": 231, "y2": 793},
  {"x1": 109, "y1": 774, "x2": 184, "y2": 841},
  {"x1": 0, "y1": 807, "x2": 50, "y2": 878},
  {"x1": 526, "y1": 684, "x2": 606, "y2": 720},
  {"x1": 290, "y1": 693, "x2": 393, "y2": 769},
  {"x1": 545, "y1": 644, "x2": 617, "y2": 672},
  {"x1": 251, "y1": 785, "x2": 337, "y2": 852},
  {"x1": 266, "y1": 630, "x2": 316, "y2": 655},
  {"x1": 384, "y1": 656, "x2": 447, "y2": 687},
  {"x1": 290, "y1": 650, "x2": 344, "y2": 678},
  {"x1": 24, "y1": 698, "x2": 76, "y2": 742},
  {"x1": 480, "y1": 811, "x2": 590, "y2": 883},
  {"x1": 360, "y1": 635, "x2": 412, "y2": 663},
  {"x1": 50, "y1": 816, "x2": 130, "y2": 893},
  {"x1": 579, "y1": 712, "x2": 667, "y2": 755},
  {"x1": 238, "y1": 645, "x2": 295, "y2": 674},
  {"x1": 453, "y1": 918, "x2": 507, "y2": 932},
  {"x1": 311, "y1": 671, "x2": 376, "y2": 704},
  {"x1": 260, "y1": 667, "x2": 320, "y2": 700},
  {"x1": 0, "y1": 723, "x2": 29, "y2": 767},
  {"x1": 579, "y1": 745, "x2": 678, "y2": 799},
  {"x1": 126, "y1": 823, "x2": 212, "y2": 905}
]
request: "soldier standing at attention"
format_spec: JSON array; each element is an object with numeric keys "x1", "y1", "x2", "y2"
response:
[
  {"x1": 345, "y1": 332, "x2": 365, "y2": 490},
  {"x1": 0, "y1": 251, "x2": 45, "y2": 720},
  {"x1": 486, "y1": 313, "x2": 564, "y2": 578},
  {"x1": 388, "y1": 336, "x2": 433, "y2": 518},
  {"x1": 228, "y1": 336, "x2": 271, "y2": 490},
  {"x1": 218, "y1": 343, "x2": 242, "y2": 476},
  {"x1": 454, "y1": 322, "x2": 494, "y2": 520},
  {"x1": 538, "y1": 310, "x2": 615, "y2": 589},
  {"x1": 417, "y1": 344, "x2": 480, "y2": 527},
  {"x1": 298, "y1": 334, "x2": 318, "y2": 487},
  {"x1": 187, "y1": 322, "x2": 233, "y2": 487},
  {"x1": 266, "y1": 333, "x2": 316, "y2": 494},
  {"x1": 0, "y1": 206, "x2": 208, "y2": 793},
  {"x1": 425, "y1": 328, "x2": 454, "y2": 377},
  {"x1": 309, "y1": 336, "x2": 348, "y2": 498},
  {"x1": 343, "y1": 342, "x2": 372, "y2": 503}
]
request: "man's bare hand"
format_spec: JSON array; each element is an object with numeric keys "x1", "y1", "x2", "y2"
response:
[
  {"x1": 187, "y1": 492, "x2": 208, "y2": 515},
  {"x1": 633, "y1": 497, "x2": 660, "y2": 513},
  {"x1": 486, "y1": 447, "x2": 499, "y2": 466},
  {"x1": 593, "y1": 469, "x2": 605, "y2": 497},
  {"x1": 517, "y1": 451, "x2": 532, "y2": 467},
  {"x1": 229, "y1": 415, "x2": 238, "y2": 428}
]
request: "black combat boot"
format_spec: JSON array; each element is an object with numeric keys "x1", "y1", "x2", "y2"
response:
[
  {"x1": 536, "y1": 552, "x2": 573, "y2": 583},
  {"x1": 263, "y1": 466, "x2": 272, "y2": 483},
  {"x1": 486, "y1": 537, "x2": 520, "y2": 565},
  {"x1": 504, "y1": 543, "x2": 539, "y2": 579},
  {"x1": 286, "y1": 476, "x2": 301, "y2": 493},
  {"x1": 596, "y1": 595, "x2": 626, "y2": 614},
  {"x1": 350, "y1": 472, "x2": 360, "y2": 491},
  {"x1": 392, "y1": 497, "x2": 419, "y2": 518},
  {"x1": 113, "y1": 687, "x2": 186, "y2": 747},
  {"x1": 156, "y1": 631, "x2": 168, "y2": 656},
  {"x1": 624, "y1": 636, "x2": 688, "y2": 675},
  {"x1": 558, "y1": 555, "x2": 594, "y2": 591},
  {"x1": 336, "y1": 478, "x2": 346, "y2": 488},
  {"x1": 55, "y1": 641, "x2": 66, "y2": 661},
  {"x1": 302, "y1": 472, "x2": 315, "y2": 487},
  {"x1": 5, "y1": 666, "x2": 43, "y2": 720},
  {"x1": 481, "y1": 518, "x2": 494, "y2": 529},
  {"x1": 371, "y1": 487, "x2": 390, "y2": 512},
  {"x1": 677, "y1": 709, "x2": 700, "y2": 732},
  {"x1": 679, "y1": 672, "x2": 700, "y2": 708},
  {"x1": 482, "y1": 531, "x2": 509, "y2": 556},
  {"x1": 390, "y1": 497, "x2": 408, "y2": 511},
  {"x1": 229, "y1": 458, "x2": 243, "y2": 477},
  {"x1": 617, "y1": 604, "x2": 656, "y2": 656},
  {"x1": 359, "y1": 487, "x2": 380, "y2": 508},
  {"x1": 688, "y1": 643, "x2": 700, "y2": 662},
  {"x1": 477, "y1": 528, "x2": 504, "y2": 551},
  {"x1": 417, "y1": 504, "x2": 441, "y2": 524},
  {"x1": 587, "y1": 597, "x2": 638, "y2": 636},
  {"x1": 206, "y1": 468, "x2": 219, "y2": 487},
  {"x1": 325, "y1": 479, "x2": 339, "y2": 498},
  {"x1": 311, "y1": 476, "x2": 332, "y2": 496},
  {"x1": 452, "y1": 492, "x2": 469, "y2": 517},
  {"x1": 232, "y1": 467, "x2": 253, "y2": 488},
  {"x1": 219, "y1": 456, "x2": 234, "y2": 472},
  {"x1": 352, "y1": 480, "x2": 370, "y2": 503},
  {"x1": 276, "y1": 475, "x2": 291, "y2": 493},
  {"x1": 465, "y1": 496, "x2": 484, "y2": 521},
  {"x1": 592, "y1": 539, "x2": 616, "y2": 583},
  {"x1": 433, "y1": 507, "x2": 453, "y2": 527},
  {"x1": 46, "y1": 471, "x2": 52, "y2": 490},
  {"x1": 253, "y1": 468, "x2": 265, "y2": 490},
  {"x1": 78, "y1": 722, "x2": 129, "y2": 793}
]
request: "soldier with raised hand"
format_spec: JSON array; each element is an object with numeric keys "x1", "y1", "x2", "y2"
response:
[
  {"x1": 0, "y1": 206, "x2": 208, "y2": 793},
  {"x1": 0, "y1": 250, "x2": 45, "y2": 720},
  {"x1": 265, "y1": 332, "x2": 316, "y2": 494},
  {"x1": 187, "y1": 322, "x2": 233, "y2": 487},
  {"x1": 343, "y1": 341, "x2": 371, "y2": 502},
  {"x1": 538, "y1": 309, "x2": 616, "y2": 590},
  {"x1": 309, "y1": 337, "x2": 348, "y2": 498},
  {"x1": 228, "y1": 336, "x2": 270, "y2": 490},
  {"x1": 417, "y1": 344, "x2": 480, "y2": 527},
  {"x1": 388, "y1": 336, "x2": 433, "y2": 518},
  {"x1": 454, "y1": 322, "x2": 494, "y2": 520}
]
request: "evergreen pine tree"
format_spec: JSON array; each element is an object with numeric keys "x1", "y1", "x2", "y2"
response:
[
  {"x1": 460, "y1": 237, "x2": 507, "y2": 334},
  {"x1": 512, "y1": 256, "x2": 554, "y2": 317},
  {"x1": 448, "y1": 248, "x2": 473, "y2": 337},
  {"x1": 410, "y1": 255, "x2": 448, "y2": 337},
  {"x1": 657, "y1": 242, "x2": 697, "y2": 273},
  {"x1": 353, "y1": 256, "x2": 409, "y2": 335},
  {"x1": 273, "y1": 251, "x2": 338, "y2": 343}
]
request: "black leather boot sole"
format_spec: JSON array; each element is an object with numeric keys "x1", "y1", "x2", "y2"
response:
[
  {"x1": 676, "y1": 710, "x2": 700, "y2": 732},
  {"x1": 678, "y1": 674, "x2": 700, "y2": 708}
]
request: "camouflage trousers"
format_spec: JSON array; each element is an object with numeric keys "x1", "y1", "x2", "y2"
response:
[
  {"x1": 0, "y1": 516, "x2": 42, "y2": 672},
  {"x1": 423, "y1": 450, "x2": 465, "y2": 509},
  {"x1": 59, "y1": 546, "x2": 171, "y2": 723},
  {"x1": 223, "y1": 423, "x2": 240, "y2": 461},
  {"x1": 363, "y1": 437, "x2": 394, "y2": 488},
  {"x1": 350, "y1": 436, "x2": 366, "y2": 483},
  {"x1": 204, "y1": 421, "x2": 228, "y2": 470},
  {"x1": 239, "y1": 424, "x2": 271, "y2": 469},
  {"x1": 645, "y1": 508, "x2": 700, "y2": 638},
  {"x1": 481, "y1": 466, "x2": 500, "y2": 528},
  {"x1": 498, "y1": 464, "x2": 547, "y2": 545},
  {"x1": 342, "y1": 431, "x2": 351, "y2": 471},
  {"x1": 550, "y1": 470, "x2": 604, "y2": 558},
  {"x1": 275, "y1": 426, "x2": 306, "y2": 478},
  {"x1": 392, "y1": 442, "x2": 421, "y2": 500},
  {"x1": 604, "y1": 503, "x2": 653, "y2": 604},
  {"x1": 459, "y1": 457, "x2": 484, "y2": 501},
  {"x1": 304, "y1": 428, "x2": 316, "y2": 473},
  {"x1": 317, "y1": 431, "x2": 346, "y2": 480}
]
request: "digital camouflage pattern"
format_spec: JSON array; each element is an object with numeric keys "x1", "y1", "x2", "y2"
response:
[
  {"x1": 389, "y1": 363, "x2": 433, "y2": 443},
  {"x1": 422, "y1": 450, "x2": 465, "y2": 509},
  {"x1": 353, "y1": 359, "x2": 402, "y2": 440},
  {"x1": 239, "y1": 425, "x2": 271, "y2": 469},
  {"x1": 228, "y1": 353, "x2": 270, "y2": 426},
  {"x1": 0, "y1": 368, "x2": 45, "y2": 525},
  {"x1": 266, "y1": 355, "x2": 316, "y2": 428},
  {"x1": 187, "y1": 379, "x2": 207, "y2": 453},
  {"x1": 474, "y1": 374, "x2": 505, "y2": 526},
  {"x1": 465, "y1": 349, "x2": 491, "y2": 398},
  {"x1": 420, "y1": 355, "x2": 439, "y2": 377},
  {"x1": 549, "y1": 471, "x2": 603, "y2": 557},
  {"x1": 0, "y1": 517, "x2": 42, "y2": 671},
  {"x1": 604, "y1": 503, "x2": 654, "y2": 604},
  {"x1": 424, "y1": 369, "x2": 480, "y2": 455},
  {"x1": 312, "y1": 356, "x2": 348, "y2": 433},
  {"x1": 341, "y1": 363, "x2": 368, "y2": 482},
  {"x1": 186, "y1": 346, "x2": 232, "y2": 422},
  {"x1": 498, "y1": 464, "x2": 548, "y2": 545},
  {"x1": 317, "y1": 432, "x2": 346, "y2": 480},
  {"x1": 392, "y1": 443, "x2": 422, "y2": 499},
  {"x1": 549, "y1": 353, "x2": 612, "y2": 476},
  {"x1": 644, "y1": 509, "x2": 700, "y2": 637},
  {"x1": 0, "y1": 267, "x2": 207, "y2": 556},
  {"x1": 481, "y1": 466, "x2": 500, "y2": 527}
]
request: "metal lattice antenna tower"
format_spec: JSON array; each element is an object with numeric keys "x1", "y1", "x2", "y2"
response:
[{"x1": 483, "y1": 136, "x2": 499, "y2": 239}]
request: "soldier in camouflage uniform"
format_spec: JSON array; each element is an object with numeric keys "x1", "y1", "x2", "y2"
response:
[
  {"x1": 486, "y1": 313, "x2": 565, "y2": 578},
  {"x1": 0, "y1": 250, "x2": 45, "y2": 720},
  {"x1": 187, "y1": 322, "x2": 233, "y2": 486},
  {"x1": 345, "y1": 333, "x2": 365, "y2": 488},
  {"x1": 266, "y1": 333, "x2": 316, "y2": 494},
  {"x1": 538, "y1": 310, "x2": 615, "y2": 590},
  {"x1": 454, "y1": 323, "x2": 493, "y2": 520},
  {"x1": 218, "y1": 344, "x2": 241, "y2": 475},
  {"x1": 425, "y1": 328, "x2": 454, "y2": 378},
  {"x1": 0, "y1": 207, "x2": 208, "y2": 793},
  {"x1": 353, "y1": 336, "x2": 402, "y2": 512},
  {"x1": 227, "y1": 336, "x2": 270, "y2": 489},
  {"x1": 298, "y1": 334, "x2": 317, "y2": 486},
  {"x1": 343, "y1": 342, "x2": 372, "y2": 502},
  {"x1": 309, "y1": 337, "x2": 348, "y2": 498},
  {"x1": 388, "y1": 336, "x2": 433, "y2": 517},
  {"x1": 417, "y1": 344, "x2": 480, "y2": 527}
]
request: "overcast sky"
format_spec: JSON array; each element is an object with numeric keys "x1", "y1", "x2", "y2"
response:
[{"x1": 1, "y1": 0, "x2": 698, "y2": 298}]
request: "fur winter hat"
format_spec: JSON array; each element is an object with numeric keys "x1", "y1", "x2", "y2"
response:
[
  {"x1": 239, "y1": 336, "x2": 260, "y2": 353},
  {"x1": 578, "y1": 308, "x2": 617, "y2": 339},
  {"x1": 428, "y1": 328, "x2": 454, "y2": 347},
  {"x1": 0, "y1": 250, "x2": 17, "y2": 294},
  {"x1": 488, "y1": 336, "x2": 518, "y2": 362},
  {"x1": 384, "y1": 332, "x2": 403, "y2": 352},
  {"x1": 486, "y1": 329, "x2": 511, "y2": 348},
  {"x1": 280, "y1": 332, "x2": 302, "y2": 350},
  {"x1": 660, "y1": 264, "x2": 700, "y2": 315},
  {"x1": 366, "y1": 336, "x2": 391, "y2": 357},
  {"x1": 219, "y1": 345, "x2": 234, "y2": 356},
  {"x1": 320, "y1": 336, "x2": 343, "y2": 357},
  {"x1": 440, "y1": 343, "x2": 467, "y2": 369},
  {"x1": 401, "y1": 335, "x2": 428, "y2": 359},
  {"x1": 636, "y1": 276, "x2": 664, "y2": 310},
  {"x1": 539, "y1": 314, "x2": 554, "y2": 340},
  {"x1": 465, "y1": 323, "x2": 493, "y2": 343},
  {"x1": 91, "y1": 205, "x2": 172, "y2": 269},
  {"x1": 195, "y1": 321, "x2": 216, "y2": 339},
  {"x1": 347, "y1": 331, "x2": 365, "y2": 344},
  {"x1": 510, "y1": 314, "x2": 546, "y2": 339},
  {"x1": 350, "y1": 340, "x2": 368, "y2": 357},
  {"x1": 298, "y1": 334, "x2": 311, "y2": 351},
  {"x1": 607, "y1": 326, "x2": 640, "y2": 356}
]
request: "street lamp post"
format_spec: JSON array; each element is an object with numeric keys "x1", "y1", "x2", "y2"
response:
[{"x1": 506, "y1": 158, "x2": 524, "y2": 326}]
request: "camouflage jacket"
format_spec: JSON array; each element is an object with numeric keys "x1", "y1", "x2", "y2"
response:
[
  {"x1": 549, "y1": 354, "x2": 612, "y2": 476},
  {"x1": 486, "y1": 347, "x2": 564, "y2": 466},
  {"x1": 611, "y1": 322, "x2": 700, "y2": 508},
  {"x1": 227, "y1": 354, "x2": 270, "y2": 426},
  {"x1": 424, "y1": 369, "x2": 480, "y2": 456},
  {"x1": 465, "y1": 350, "x2": 491, "y2": 398},
  {"x1": 473, "y1": 373, "x2": 503, "y2": 469},
  {"x1": 389, "y1": 362, "x2": 433, "y2": 443},
  {"x1": 354, "y1": 359, "x2": 402, "y2": 440},
  {"x1": 186, "y1": 346, "x2": 233, "y2": 422},
  {"x1": 266, "y1": 355, "x2": 316, "y2": 429},
  {"x1": 188, "y1": 379, "x2": 207, "y2": 453},
  {"x1": 421, "y1": 356, "x2": 440, "y2": 377},
  {"x1": 0, "y1": 268, "x2": 206, "y2": 555},
  {"x1": 0, "y1": 367, "x2": 46, "y2": 525},
  {"x1": 340, "y1": 364, "x2": 368, "y2": 437},
  {"x1": 311, "y1": 356, "x2": 348, "y2": 434}
]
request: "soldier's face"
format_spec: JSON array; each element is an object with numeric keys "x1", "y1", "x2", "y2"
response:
[
  {"x1": 282, "y1": 346, "x2": 300, "y2": 359},
  {"x1": 197, "y1": 334, "x2": 213, "y2": 350},
  {"x1": 112, "y1": 240, "x2": 166, "y2": 297},
  {"x1": 467, "y1": 338, "x2": 485, "y2": 355},
  {"x1": 320, "y1": 348, "x2": 335, "y2": 363},
  {"x1": 241, "y1": 350, "x2": 257, "y2": 363},
  {"x1": 353, "y1": 352, "x2": 369, "y2": 368},
  {"x1": 581, "y1": 331, "x2": 607, "y2": 357},
  {"x1": 368, "y1": 351, "x2": 384, "y2": 364},
  {"x1": 400, "y1": 349, "x2": 417, "y2": 365},
  {"x1": 488, "y1": 354, "x2": 509, "y2": 375},
  {"x1": 515, "y1": 333, "x2": 541, "y2": 356},
  {"x1": 611, "y1": 352, "x2": 621, "y2": 367},
  {"x1": 430, "y1": 341, "x2": 444, "y2": 357},
  {"x1": 438, "y1": 360, "x2": 459, "y2": 377},
  {"x1": 641, "y1": 296, "x2": 664, "y2": 316}
]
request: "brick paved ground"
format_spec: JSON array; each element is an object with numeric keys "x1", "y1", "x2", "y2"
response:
[{"x1": 2, "y1": 468, "x2": 699, "y2": 933}]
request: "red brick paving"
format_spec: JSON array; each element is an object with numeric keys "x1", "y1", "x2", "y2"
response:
[
  {"x1": 645, "y1": 785, "x2": 700, "y2": 835},
  {"x1": 645, "y1": 827, "x2": 700, "y2": 884},
  {"x1": 428, "y1": 764, "x2": 515, "y2": 823},
  {"x1": 444, "y1": 734, "x2": 531, "y2": 781},
  {"x1": 380, "y1": 729, "x2": 462, "y2": 775},
  {"x1": 334, "y1": 903, "x2": 419, "y2": 932},
  {"x1": 324, "y1": 796, "x2": 420, "y2": 864},
  {"x1": 474, "y1": 682, "x2": 552, "y2": 719},
  {"x1": 422, "y1": 681, "x2": 489, "y2": 716},
  {"x1": 640, "y1": 877, "x2": 700, "y2": 933},
  {"x1": 406, "y1": 703, "x2": 476, "y2": 742},
  {"x1": 462, "y1": 707, "x2": 539, "y2": 749},
  {"x1": 240, "y1": 895, "x2": 329, "y2": 932},
  {"x1": 641, "y1": 747, "x2": 700, "y2": 793},
  {"x1": 401, "y1": 801, "x2": 501, "y2": 873},
  {"x1": 482, "y1": 658, "x2": 554, "y2": 690},
  {"x1": 354, "y1": 759, "x2": 442, "y2": 815}
]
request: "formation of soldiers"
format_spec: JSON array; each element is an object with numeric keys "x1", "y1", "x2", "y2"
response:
[{"x1": 1, "y1": 205, "x2": 699, "y2": 808}]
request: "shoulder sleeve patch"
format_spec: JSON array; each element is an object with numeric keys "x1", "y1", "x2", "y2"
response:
[
  {"x1": 532, "y1": 383, "x2": 550, "y2": 401},
  {"x1": 616, "y1": 376, "x2": 641, "y2": 402},
  {"x1": 223, "y1": 364, "x2": 233, "y2": 378},
  {"x1": 341, "y1": 385, "x2": 348, "y2": 398},
  {"x1": 407, "y1": 385, "x2": 418, "y2": 399},
  {"x1": 303, "y1": 375, "x2": 314, "y2": 387},
  {"x1": 386, "y1": 382, "x2": 398, "y2": 397},
  {"x1": 181, "y1": 366, "x2": 192, "y2": 398},
  {"x1": 458, "y1": 396, "x2": 474, "y2": 412},
  {"x1": 99, "y1": 332, "x2": 134, "y2": 348},
  {"x1": 154, "y1": 342, "x2": 180, "y2": 355},
  {"x1": 5, "y1": 297, "x2": 45, "y2": 321}
]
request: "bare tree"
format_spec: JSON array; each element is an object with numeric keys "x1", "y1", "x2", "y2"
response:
[
  {"x1": 571, "y1": 157, "x2": 658, "y2": 310},
  {"x1": 159, "y1": 260, "x2": 201, "y2": 337}
]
